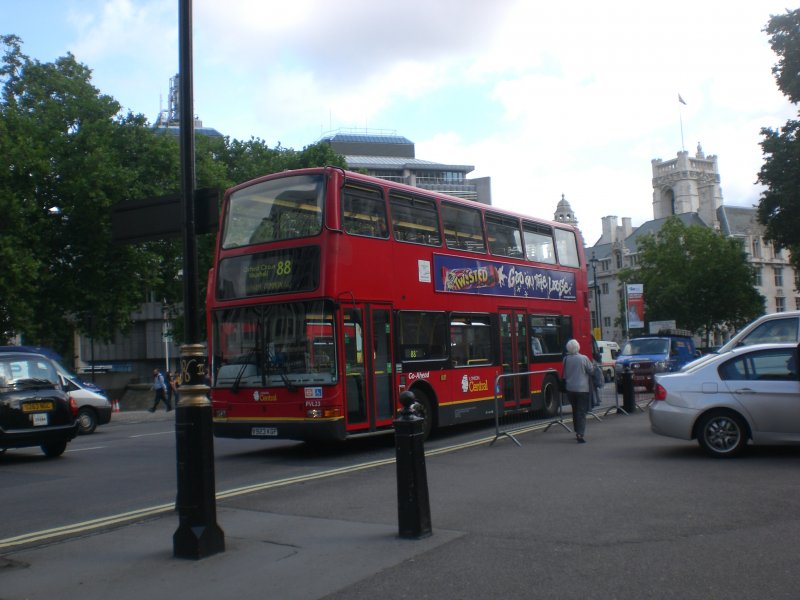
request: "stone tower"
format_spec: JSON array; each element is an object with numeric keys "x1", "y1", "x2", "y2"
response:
[
  {"x1": 554, "y1": 193, "x2": 578, "y2": 227},
  {"x1": 651, "y1": 143, "x2": 722, "y2": 229}
]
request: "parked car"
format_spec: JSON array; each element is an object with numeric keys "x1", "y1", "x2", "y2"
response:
[
  {"x1": 0, "y1": 345, "x2": 112, "y2": 434},
  {"x1": 650, "y1": 342, "x2": 800, "y2": 458},
  {"x1": 0, "y1": 351, "x2": 79, "y2": 457},
  {"x1": 615, "y1": 331, "x2": 698, "y2": 392},
  {"x1": 684, "y1": 311, "x2": 800, "y2": 372}
]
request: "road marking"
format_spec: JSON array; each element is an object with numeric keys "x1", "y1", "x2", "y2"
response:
[
  {"x1": 0, "y1": 418, "x2": 567, "y2": 551},
  {"x1": 130, "y1": 430, "x2": 174, "y2": 438},
  {"x1": 66, "y1": 446, "x2": 107, "y2": 452}
]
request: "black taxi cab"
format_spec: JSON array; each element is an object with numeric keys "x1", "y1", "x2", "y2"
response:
[{"x1": 0, "y1": 351, "x2": 78, "y2": 457}]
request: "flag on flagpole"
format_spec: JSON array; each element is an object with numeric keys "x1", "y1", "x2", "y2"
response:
[{"x1": 678, "y1": 93, "x2": 687, "y2": 105}]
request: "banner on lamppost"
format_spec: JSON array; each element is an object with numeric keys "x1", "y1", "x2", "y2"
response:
[{"x1": 626, "y1": 284, "x2": 644, "y2": 329}]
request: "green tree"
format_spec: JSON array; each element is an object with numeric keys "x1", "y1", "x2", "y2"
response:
[
  {"x1": 619, "y1": 218, "x2": 764, "y2": 344},
  {"x1": 758, "y1": 9, "x2": 800, "y2": 269},
  {"x1": 0, "y1": 35, "x2": 176, "y2": 353},
  {"x1": 0, "y1": 35, "x2": 347, "y2": 356}
]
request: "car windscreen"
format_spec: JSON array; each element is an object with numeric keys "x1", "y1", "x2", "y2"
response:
[
  {"x1": 0, "y1": 355, "x2": 59, "y2": 388},
  {"x1": 622, "y1": 339, "x2": 669, "y2": 356}
]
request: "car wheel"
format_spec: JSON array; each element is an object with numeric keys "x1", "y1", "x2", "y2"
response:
[
  {"x1": 77, "y1": 407, "x2": 97, "y2": 435},
  {"x1": 696, "y1": 411, "x2": 747, "y2": 458},
  {"x1": 41, "y1": 440, "x2": 68, "y2": 458}
]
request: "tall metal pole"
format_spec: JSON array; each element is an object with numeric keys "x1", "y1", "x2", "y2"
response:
[
  {"x1": 590, "y1": 252, "x2": 602, "y2": 339},
  {"x1": 173, "y1": 0, "x2": 224, "y2": 559}
]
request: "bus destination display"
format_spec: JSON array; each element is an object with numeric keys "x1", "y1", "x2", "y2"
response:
[{"x1": 216, "y1": 246, "x2": 320, "y2": 299}]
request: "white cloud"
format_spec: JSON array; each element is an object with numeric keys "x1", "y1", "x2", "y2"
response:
[{"x1": 12, "y1": 0, "x2": 797, "y2": 245}]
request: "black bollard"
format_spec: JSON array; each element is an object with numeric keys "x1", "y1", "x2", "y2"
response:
[
  {"x1": 394, "y1": 391, "x2": 432, "y2": 539},
  {"x1": 622, "y1": 367, "x2": 636, "y2": 414},
  {"x1": 173, "y1": 343, "x2": 225, "y2": 559}
]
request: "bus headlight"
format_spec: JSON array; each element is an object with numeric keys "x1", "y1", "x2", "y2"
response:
[{"x1": 307, "y1": 409, "x2": 323, "y2": 418}]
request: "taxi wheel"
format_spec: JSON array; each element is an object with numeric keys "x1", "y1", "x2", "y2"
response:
[{"x1": 41, "y1": 440, "x2": 68, "y2": 458}]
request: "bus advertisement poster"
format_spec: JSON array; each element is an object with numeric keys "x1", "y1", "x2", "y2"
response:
[{"x1": 433, "y1": 255, "x2": 576, "y2": 300}]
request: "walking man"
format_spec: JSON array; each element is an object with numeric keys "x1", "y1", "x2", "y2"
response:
[{"x1": 148, "y1": 369, "x2": 171, "y2": 412}]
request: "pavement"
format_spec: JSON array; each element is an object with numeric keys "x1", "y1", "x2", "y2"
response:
[{"x1": 3, "y1": 395, "x2": 800, "y2": 600}]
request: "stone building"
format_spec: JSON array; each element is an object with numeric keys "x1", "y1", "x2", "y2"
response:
[
  {"x1": 320, "y1": 130, "x2": 491, "y2": 204},
  {"x1": 583, "y1": 145, "x2": 795, "y2": 345}
]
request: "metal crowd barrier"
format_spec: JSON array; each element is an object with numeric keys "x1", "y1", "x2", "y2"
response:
[
  {"x1": 490, "y1": 369, "x2": 654, "y2": 446},
  {"x1": 490, "y1": 369, "x2": 571, "y2": 447}
]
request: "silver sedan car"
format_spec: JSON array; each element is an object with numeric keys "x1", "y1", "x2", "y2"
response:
[{"x1": 650, "y1": 342, "x2": 800, "y2": 457}]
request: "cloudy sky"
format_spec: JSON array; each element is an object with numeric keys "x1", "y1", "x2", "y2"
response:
[{"x1": 5, "y1": 0, "x2": 797, "y2": 244}]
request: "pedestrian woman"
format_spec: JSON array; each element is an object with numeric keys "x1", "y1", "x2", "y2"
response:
[{"x1": 563, "y1": 339, "x2": 594, "y2": 443}]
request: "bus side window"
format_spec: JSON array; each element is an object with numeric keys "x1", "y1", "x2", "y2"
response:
[
  {"x1": 389, "y1": 193, "x2": 442, "y2": 246},
  {"x1": 523, "y1": 221, "x2": 556, "y2": 264},
  {"x1": 342, "y1": 185, "x2": 388, "y2": 239},
  {"x1": 486, "y1": 213, "x2": 523, "y2": 258},
  {"x1": 450, "y1": 314, "x2": 492, "y2": 367},
  {"x1": 398, "y1": 311, "x2": 448, "y2": 362},
  {"x1": 442, "y1": 202, "x2": 486, "y2": 254}
]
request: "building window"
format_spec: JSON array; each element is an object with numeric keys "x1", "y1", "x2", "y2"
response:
[
  {"x1": 794, "y1": 270, "x2": 800, "y2": 291},
  {"x1": 795, "y1": 297, "x2": 800, "y2": 311},
  {"x1": 415, "y1": 170, "x2": 465, "y2": 184},
  {"x1": 752, "y1": 237, "x2": 762, "y2": 258},
  {"x1": 601, "y1": 283, "x2": 609, "y2": 295},
  {"x1": 754, "y1": 267, "x2": 762, "y2": 287},
  {"x1": 776, "y1": 296, "x2": 786, "y2": 312},
  {"x1": 774, "y1": 267, "x2": 784, "y2": 287}
]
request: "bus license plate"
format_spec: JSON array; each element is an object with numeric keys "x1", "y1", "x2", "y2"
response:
[
  {"x1": 32, "y1": 413, "x2": 49, "y2": 426},
  {"x1": 251, "y1": 427, "x2": 278, "y2": 437}
]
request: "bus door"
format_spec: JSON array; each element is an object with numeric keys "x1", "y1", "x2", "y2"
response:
[
  {"x1": 498, "y1": 310, "x2": 530, "y2": 410},
  {"x1": 342, "y1": 304, "x2": 394, "y2": 434}
]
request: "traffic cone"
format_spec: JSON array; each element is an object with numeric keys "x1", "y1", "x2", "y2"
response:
[{"x1": 112, "y1": 399, "x2": 120, "y2": 413}]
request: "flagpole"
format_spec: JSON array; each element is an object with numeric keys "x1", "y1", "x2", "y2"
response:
[{"x1": 678, "y1": 93, "x2": 686, "y2": 151}]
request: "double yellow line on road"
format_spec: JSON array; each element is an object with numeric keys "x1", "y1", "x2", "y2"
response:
[{"x1": 0, "y1": 420, "x2": 563, "y2": 551}]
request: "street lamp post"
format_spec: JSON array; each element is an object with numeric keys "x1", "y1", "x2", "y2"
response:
[{"x1": 589, "y1": 252, "x2": 603, "y2": 339}]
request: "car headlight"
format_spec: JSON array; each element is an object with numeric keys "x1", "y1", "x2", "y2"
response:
[{"x1": 654, "y1": 360, "x2": 668, "y2": 372}]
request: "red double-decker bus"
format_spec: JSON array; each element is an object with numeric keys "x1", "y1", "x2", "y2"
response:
[{"x1": 208, "y1": 167, "x2": 592, "y2": 441}]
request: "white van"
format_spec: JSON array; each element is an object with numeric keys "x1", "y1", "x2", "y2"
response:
[
  {"x1": 54, "y1": 364, "x2": 112, "y2": 434},
  {"x1": 596, "y1": 341, "x2": 620, "y2": 382}
]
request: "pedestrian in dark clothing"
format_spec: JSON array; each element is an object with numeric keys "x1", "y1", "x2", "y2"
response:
[
  {"x1": 148, "y1": 369, "x2": 171, "y2": 412},
  {"x1": 563, "y1": 339, "x2": 594, "y2": 443}
]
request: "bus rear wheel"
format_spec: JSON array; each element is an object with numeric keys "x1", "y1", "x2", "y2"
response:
[{"x1": 540, "y1": 377, "x2": 560, "y2": 419}]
